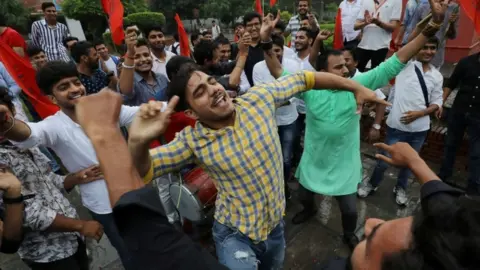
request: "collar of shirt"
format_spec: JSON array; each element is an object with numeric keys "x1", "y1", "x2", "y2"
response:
[
  {"x1": 151, "y1": 50, "x2": 174, "y2": 63},
  {"x1": 40, "y1": 19, "x2": 58, "y2": 28}
]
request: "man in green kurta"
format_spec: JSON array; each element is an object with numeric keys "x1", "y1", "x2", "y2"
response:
[{"x1": 261, "y1": 1, "x2": 447, "y2": 250}]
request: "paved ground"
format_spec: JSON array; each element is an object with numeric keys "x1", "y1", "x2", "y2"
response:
[{"x1": 1, "y1": 142, "x2": 467, "y2": 270}]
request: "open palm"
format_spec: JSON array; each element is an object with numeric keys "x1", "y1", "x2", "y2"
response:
[
  {"x1": 429, "y1": 0, "x2": 448, "y2": 23},
  {"x1": 260, "y1": 12, "x2": 280, "y2": 41}
]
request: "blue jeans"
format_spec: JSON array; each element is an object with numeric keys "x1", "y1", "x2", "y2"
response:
[
  {"x1": 439, "y1": 111, "x2": 480, "y2": 195},
  {"x1": 278, "y1": 121, "x2": 297, "y2": 195},
  {"x1": 213, "y1": 220, "x2": 286, "y2": 270},
  {"x1": 370, "y1": 127, "x2": 428, "y2": 189},
  {"x1": 88, "y1": 211, "x2": 134, "y2": 270}
]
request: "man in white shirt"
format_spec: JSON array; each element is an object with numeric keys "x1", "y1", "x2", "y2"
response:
[
  {"x1": 358, "y1": 37, "x2": 443, "y2": 206},
  {"x1": 273, "y1": 21, "x2": 296, "y2": 60},
  {"x1": 354, "y1": 0, "x2": 402, "y2": 71},
  {"x1": 339, "y1": 0, "x2": 364, "y2": 48},
  {"x1": 285, "y1": 0, "x2": 319, "y2": 48},
  {"x1": 211, "y1": 20, "x2": 221, "y2": 39},
  {"x1": 0, "y1": 61, "x2": 140, "y2": 269},
  {"x1": 252, "y1": 34, "x2": 301, "y2": 199},
  {"x1": 94, "y1": 41, "x2": 120, "y2": 76},
  {"x1": 143, "y1": 25, "x2": 175, "y2": 77}
]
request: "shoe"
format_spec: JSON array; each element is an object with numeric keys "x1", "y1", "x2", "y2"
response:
[
  {"x1": 357, "y1": 182, "x2": 377, "y2": 198},
  {"x1": 393, "y1": 186, "x2": 408, "y2": 206},
  {"x1": 292, "y1": 208, "x2": 317, "y2": 224},
  {"x1": 343, "y1": 234, "x2": 360, "y2": 252}
]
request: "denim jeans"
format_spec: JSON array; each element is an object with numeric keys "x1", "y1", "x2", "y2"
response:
[
  {"x1": 88, "y1": 211, "x2": 134, "y2": 270},
  {"x1": 370, "y1": 127, "x2": 428, "y2": 189},
  {"x1": 439, "y1": 111, "x2": 480, "y2": 195},
  {"x1": 278, "y1": 121, "x2": 297, "y2": 194},
  {"x1": 293, "y1": 113, "x2": 306, "y2": 166},
  {"x1": 213, "y1": 220, "x2": 286, "y2": 270}
]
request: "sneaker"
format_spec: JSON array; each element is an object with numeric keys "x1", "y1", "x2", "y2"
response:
[
  {"x1": 393, "y1": 186, "x2": 408, "y2": 206},
  {"x1": 357, "y1": 182, "x2": 377, "y2": 198}
]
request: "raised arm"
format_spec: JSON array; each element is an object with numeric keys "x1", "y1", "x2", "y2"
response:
[
  {"x1": 309, "y1": 30, "x2": 332, "y2": 68},
  {"x1": 228, "y1": 36, "x2": 249, "y2": 89},
  {"x1": 117, "y1": 31, "x2": 137, "y2": 97}
]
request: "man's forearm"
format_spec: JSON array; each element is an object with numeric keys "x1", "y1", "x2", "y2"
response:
[
  {"x1": 229, "y1": 53, "x2": 247, "y2": 88},
  {"x1": 354, "y1": 21, "x2": 367, "y2": 31},
  {"x1": 374, "y1": 104, "x2": 386, "y2": 125},
  {"x1": 264, "y1": 50, "x2": 283, "y2": 79},
  {"x1": 423, "y1": 104, "x2": 439, "y2": 116},
  {"x1": 376, "y1": 20, "x2": 399, "y2": 32},
  {"x1": 397, "y1": 24, "x2": 440, "y2": 63},
  {"x1": 3, "y1": 187, "x2": 23, "y2": 243},
  {"x1": 47, "y1": 214, "x2": 85, "y2": 233},
  {"x1": 92, "y1": 128, "x2": 144, "y2": 206},
  {"x1": 0, "y1": 118, "x2": 32, "y2": 142},
  {"x1": 309, "y1": 38, "x2": 323, "y2": 68},
  {"x1": 313, "y1": 72, "x2": 362, "y2": 92},
  {"x1": 408, "y1": 158, "x2": 440, "y2": 185},
  {"x1": 117, "y1": 56, "x2": 135, "y2": 96}
]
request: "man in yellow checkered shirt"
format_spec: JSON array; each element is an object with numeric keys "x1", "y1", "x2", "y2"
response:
[{"x1": 126, "y1": 62, "x2": 388, "y2": 268}]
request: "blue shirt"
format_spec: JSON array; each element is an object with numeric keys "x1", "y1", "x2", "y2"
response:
[
  {"x1": 401, "y1": 0, "x2": 420, "y2": 45},
  {"x1": 123, "y1": 72, "x2": 169, "y2": 106},
  {"x1": 0, "y1": 62, "x2": 21, "y2": 98},
  {"x1": 79, "y1": 69, "x2": 109, "y2": 95}
]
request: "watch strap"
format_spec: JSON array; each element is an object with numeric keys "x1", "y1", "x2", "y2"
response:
[{"x1": 3, "y1": 194, "x2": 35, "y2": 204}]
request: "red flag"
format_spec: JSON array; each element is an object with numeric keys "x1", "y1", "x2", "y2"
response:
[
  {"x1": 102, "y1": 0, "x2": 124, "y2": 45},
  {"x1": 333, "y1": 8, "x2": 343, "y2": 50},
  {"x1": 459, "y1": 0, "x2": 480, "y2": 34},
  {"x1": 270, "y1": 0, "x2": 277, "y2": 7},
  {"x1": 255, "y1": 0, "x2": 263, "y2": 15},
  {"x1": 0, "y1": 41, "x2": 59, "y2": 119},
  {"x1": 174, "y1": 14, "x2": 191, "y2": 57}
]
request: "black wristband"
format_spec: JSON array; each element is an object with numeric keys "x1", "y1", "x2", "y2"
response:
[
  {"x1": 3, "y1": 194, "x2": 34, "y2": 204},
  {"x1": 260, "y1": 40, "x2": 273, "y2": 51}
]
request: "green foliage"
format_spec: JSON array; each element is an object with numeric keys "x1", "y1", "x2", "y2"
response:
[
  {"x1": 325, "y1": 2, "x2": 338, "y2": 12},
  {"x1": 280, "y1": 11, "x2": 292, "y2": 22},
  {"x1": 0, "y1": 0, "x2": 31, "y2": 34},
  {"x1": 124, "y1": 12, "x2": 166, "y2": 30},
  {"x1": 201, "y1": 0, "x2": 252, "y2": 25},
  {"x1": 102, "y1": 32, "x2": 125, "y2": 55},
  {"x1": 61, "y1": 0, "x2": 147, "y2": 20},
  {"x1": 150, "y1": 0, "x2": 205, "y2": 20}
]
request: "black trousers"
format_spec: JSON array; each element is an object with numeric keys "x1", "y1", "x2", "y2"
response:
[
  {"x1": 26, "y1": 238, "x2": 89, "y2": 270},
  {"x1": 356, "y1": 47, "x2": 389, "y2": 72},
  {"x1": 299, "y1": 184, "x2": 358, "y2": 237}
]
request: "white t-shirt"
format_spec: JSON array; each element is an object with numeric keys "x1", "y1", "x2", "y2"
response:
[
  {"x1": 252, "y1": 58, "x2": 301, "y2": 126},
  {"x1": 12, "y1": 105, "x2": 145, "y2": 214},
  {"x1": 151, "y1": 50, "x2": 176, "y2": 78},
  {"x1": 357, "y1": 0, "x2": 402, "y2": 50},
  {"x1": 104, "y1": 56, "x2": 118, "y2": 77},
  {"x1": 283, "y1": 46, "x2": 296, "y2": 60},
  {"x1": 292, "y1": 54, "x2": 316, "y2": 114}
]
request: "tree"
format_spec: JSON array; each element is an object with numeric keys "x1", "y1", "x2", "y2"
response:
[
  {"x1": 0, "y1": 0, "x2": 31, "y2": 34},
  {"x1": 61, "y1": 0, "x2": 147, "y2": 39},
  {"x1": 150, "y1": 0, "x2": 206, "y2": 31},
  {"x1": 201, "y1": 0, "x2": 252, "y2": 25}
]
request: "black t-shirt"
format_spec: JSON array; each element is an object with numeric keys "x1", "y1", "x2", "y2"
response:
[
  {"x1": 318, "y1": 180, "x2": 464, "y2": 270},
  {"x1": 244, "y1": 44, "x2": 264, "y2": 87},
  {"x1": 113, "y1": 187, "x2": 228, "y2": 270}
]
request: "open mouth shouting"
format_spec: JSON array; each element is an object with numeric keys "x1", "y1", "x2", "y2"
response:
[{"x1": 211, "y1": 91, "x2": 228, "y2": 108}]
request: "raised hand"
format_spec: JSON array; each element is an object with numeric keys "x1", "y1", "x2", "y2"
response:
[
  {"x1": 428, "y1": 0, "x2": 448, "y2": 23},
  {"x1": 128, "y1": 96, "x2": 179, "y2": 143},
  {"x1": 125, "y1": 31, "x2": 138, "y2": 56},
  {"x1": 238, "y1": 32, "x2": 251, "y2": 53},
  {"x1": 364, "y1": 10, "x2": 373, "y2": 24},
  {"x1": 374, "y1": 142, "x2": 422, "y2": 168},
  {"x1": 260, "y1": 11, "x2": 280, "y2": 41},
  {"x1": 316, "y1": 30, "x2": 333, "y2": 41}
]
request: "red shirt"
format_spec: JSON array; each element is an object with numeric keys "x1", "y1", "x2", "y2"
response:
[
  {"x1": 149, "y1": 112, "x2": 197, "y2": 148},
  {"x1": 0, "y1": 27, "x2": 27, "y2": 59}
]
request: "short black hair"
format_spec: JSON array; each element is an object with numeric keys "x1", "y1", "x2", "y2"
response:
[
  {"x1": 315, "y1": 49, "x2": 343, "y2": 71},
  {"x1": 274, "y1": 20, "x2": 286, "y2": 33},
  {"x1": 243, "y1": 12, "x2": 262, "y2": 26},
  {"x1": 272, "y1": 34, "x2": 284, "y2": 48},
  {"x1": 135, "y1": 38, "x2": 150, "y2": 49},
  {"x1": 297, "y1": 27, "x2": 315, "y2": 39},
  {"x1": 41, "y1": 2, "x2": 56, "y2": 11},
  {"x1": 93, "y1": 40, "x2": 106, "y2": 48},
  {"x1": 166, "y1": 56, "x2": 195, "y2": 81},
  {"x1": 0, "y1": 87, "x2": 15, "y2": 113},
  {"x1": 234, "y1": 22, "x2": 243, "y2": 30},
  {"x1": 63, "y1": 36, "x2": 79, "y2": 48},
  {"x1": 191, "y1": 32, "x2": 201, "y2": 44},
  {"x1": 167, "y1": 63, "x2": 202, "y2": 111},
  {"x1": 70, "y1": 41, "x2": 94, "y2": 63},
  {"x1": 341, "y1": 47, "x2": 357, "y2": 62},
  {"x1": 212, "y1": 20, "x2": 216, "y2": 23},
  {"x1": 214, "y1": 36, "x2": 230, "y2": 48},
  {"x1": 425, "y1": 36, "x2": 439, "y2": 48},
  {"x1": 193, "y1": 40, "x2": 215, "y2": 65},
  {"x1": 202, "y1": 30, "x2": 212, "y2": 36},
  {"x1": 27, "y1": 45, "x2": 45, "y2": 58},
  {"x1": 36, "y1": 61, "x2": 79, "y2": 95},
  {"x1": 143, "y1": 25, "x2": 164, "y2": 38}
]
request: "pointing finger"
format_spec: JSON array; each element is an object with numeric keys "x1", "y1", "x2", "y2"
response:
[
  {"x1": 375, "y1": 153, "x2": 394, "y2": 165},
  {"x1": 165, "y1": 96, "x2": 180, "y2": 114},
  {"x1": 373, "y1": 142, "x2": 392, "y2": 153}
]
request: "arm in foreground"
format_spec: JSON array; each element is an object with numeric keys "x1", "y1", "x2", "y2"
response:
[{"x1": 0, "y1": 171, "x2": 23, "y2": 253}]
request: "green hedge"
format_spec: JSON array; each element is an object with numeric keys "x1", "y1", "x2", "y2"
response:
[
  {"x1": 320, "y1": 23, "x2": 335, "y2": 49},
  {"x1": 124, "y1": 12, "x2": 166, "y2": 31}
]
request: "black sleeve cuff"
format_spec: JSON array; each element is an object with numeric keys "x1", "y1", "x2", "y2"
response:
[
  {"x1": 113, "y1": 186, "x2": 166, "y2": 224},
  {"x1": 420, "y1": 180, "x2": 464, "y2": 200}
]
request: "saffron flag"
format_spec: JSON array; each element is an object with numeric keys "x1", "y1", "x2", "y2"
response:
[
  {"x1": 174, "y1": 14, "x2": 191, "y2": 57},
  {"x1": 256, "y1": 0, "x2": 263, "y2": 15},
  {"x1": 0, "y1": 41, "x2": 59, "y2": 119},
  {"x1": 270, "y1": 0, "x2": 277, "y2": 7},
  {"x1": 101, "y1": 0, "x2": 124, "y2": 45},
  {"x1": 458, "y1": 0, "x2": 480, "y2": 34},
  {"x1": 333, "y1": 8, "x2": 343, "y2": 49}
]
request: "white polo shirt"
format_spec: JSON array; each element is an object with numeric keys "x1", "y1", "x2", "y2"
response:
[
  {"x1": 340, "y1": 0, "x2": 364, "y2": 42},
  {"x1": 357, "y1": 0, "x2": 402, "y2": 51},
  {"x1": 151, "y1": 50, "x2": 176, "y2": 78}
]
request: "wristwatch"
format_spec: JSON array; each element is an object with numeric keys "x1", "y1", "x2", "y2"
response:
[
  {"x1": 372, "y1": 124, "x2": 381, "y2": 130},
  {"x1": 3, "y1": 194, "x2": 35, "y2": 204}
]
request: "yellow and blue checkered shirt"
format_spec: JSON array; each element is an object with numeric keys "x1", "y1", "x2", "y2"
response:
[{"x1": 145, "y1": 71, "x2": 316, "y2": 242}]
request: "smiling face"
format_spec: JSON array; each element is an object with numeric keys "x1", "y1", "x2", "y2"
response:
[
  {"x1": 298, "y1": 0, "x2": 309, "y2": 15},
  {"x1": 294, "y1": 30, "x2": 311, "y2": 52},
  {"x1": 95, "y1": 43, "x2": 109, "y2": 59},
  {"x1": 351, "y1": 217, "x2": 413, "y2": 270},
  {"x1": 147, "y1": 30, "x2": 166, "y2": 51},
  {"x1": 133, "y1": 45, "x2": 153, "y2": 73},
  {"x1": 216, "y1": 44, "x2": 231, "y2": 63},
  {"x1": 31, "y1": 51, "x2": 47, "y2": 69},
  {"x1": 245, "y1": 17, "x2": 261, "y2": 40},
  {"x1": 342, "y1": 50, "x2": 358, "y2": 75},
  {"x1": 416, "y1": 42, "x2": 438, "y2": 64},
  {"x1": 43, "y1": 6, "x2": 57, "y2": 22},
  {"x1": 49, "y1": 76, "x2": 86, "y2": 110},
  {"x1": 184, "y1": 71, "x2": 235, "y2": 123}
]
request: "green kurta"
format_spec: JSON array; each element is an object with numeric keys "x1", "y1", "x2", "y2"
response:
[{"x1": 295, "y1": 54, "x2": 405, "y2": 196}]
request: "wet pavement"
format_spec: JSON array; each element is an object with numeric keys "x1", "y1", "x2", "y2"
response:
[{"x1": 1, "y1": 142, "x2": 466, "y2": 270}]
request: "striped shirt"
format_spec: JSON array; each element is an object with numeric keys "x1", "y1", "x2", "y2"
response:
[
  {"x1": 144, "y1": 71, "x2": 316, "y2": 242},
  {"x1": 31, "y1": 19, "x2": 70, "y2": 62},
  {"x1": 286, "y1": 15, "x2": 319, "y2": 47}
]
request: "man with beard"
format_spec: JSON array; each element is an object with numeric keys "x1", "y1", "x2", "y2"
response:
[
  {"x1": 213, "y1": 36, "x2": 232, "y2": 63},
  {"x1": 0, "y1": 61, "x2": 140, "y2": 269},
  {"x1": 285, "y1": 0, "x2": 319, "y2": 47},
  {"x1": 262, "y1": 0, "x2": 447, "y2": 250},
  {"x1": 94, "y1": 41, "x2": 120, "y2": 77},
  {"x1": 71, "y1": 41, "x2": 117, "y2": 95},
  {"x1": 142, "y1": 25, "x2": 176, "y2": 78},
  {"x1": 118, "y1": 33, "x2": 170, "y2": 106}
]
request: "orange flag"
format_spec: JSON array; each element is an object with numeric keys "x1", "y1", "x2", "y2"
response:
[
  {"x1": 174, "y1": 14, "x2": 191, "y2": 57},
  {"x1": 459, "y1": 0, "x2": 480, "y2": 34},
  {"x1": 333, "y1": 8, "x2": 343, "y2": 49},
  {"x1": 256, "y1": 0, "x2": 263, "y2": 15},
  {"x1": 101, "y1": 0, "x2": 124, "y2": 45},
  {"x1": 0, "y1": 41, "x2": 59, "y2": 119},
  {"x1": 270, "y1": 0, "x2": 277, "y2": 7}
]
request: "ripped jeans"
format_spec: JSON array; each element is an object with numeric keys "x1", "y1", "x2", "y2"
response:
[{"x1": 212, "y1": 220, "x2": 285, "y2": 270}]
